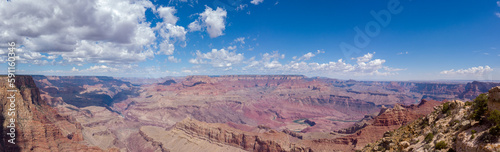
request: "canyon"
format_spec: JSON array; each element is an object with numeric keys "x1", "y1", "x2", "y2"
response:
[{"x1": 2, "y1": 75, "x2": 499, "y2": 151}]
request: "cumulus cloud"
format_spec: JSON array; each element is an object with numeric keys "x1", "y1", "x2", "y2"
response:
[
  {"x1": 496, "y1": 12, "x2": 500, "y2": 18},
  {"x1": 68, "y1": 65, "x2": 121, "y2": 73},
  {"x1": 0, "y1": 0, "x2": 189, "y2": 66},
  {"x1": 189, "y1": 6, "x2": 227, "y2": 38},
  {"x1": 243, "y1": 52, "x2": 398, "y2": 76},
  {"x1": 157, "y1": 7, "x2": 179, "y2": 24},
  {"x1": 227, "y1": 45, "x2": 237, "y2": 50},
  {"x1": 440, "y1": 66, "x2": 493, "y2": 75},
  {"x1": 251, "y1": 0, "x2": 264, "y2": 5},
  {"x1": 0, "y1": 0, "x2": 160, "y2": 65},
  {"x1": 166, "y1": 56, "x2": 181, "y2": 63},
  {"x1": 154, "y1": 7, "x2": 187, "y2": 55},
  {"x1": 189, "y1": 49, "x2": 244, "y2": 67},
  {"x1": 188, "y1": 20, "x2": 202, "y2": 32},
  {"x1": 295, "y1": 50, "x2": 323, "y2": 61}
]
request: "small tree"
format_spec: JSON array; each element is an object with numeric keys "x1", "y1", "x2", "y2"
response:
[
  {"x1": 471, "y1": 94, "x2": 488, "y2": 121},
  {"x1": 425, "y1": 133, "x2": 434, "y2": 143},
  {"x1": 442, "y1": 102, "x2": 450, "y2": 114},
  {"x1": 435, "y1": 141, "x2": 447, "y2": 150},
  {"x1": 488, "y1": 110, "x2": 500, "y2": 125}
]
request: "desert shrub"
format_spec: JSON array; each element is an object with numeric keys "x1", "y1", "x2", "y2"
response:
[
  {"x1": 488, "y1": 110, "x2": 500, "y2": 125},
  {"x1": 435, "y1": 141, "x2": 447, "y2": 150},
  {"x1": 442, "y1": 102, "x2": 451, "y2": 114},
  {"x1": 489, "y1": 125, "x2": 500, "y2": 135},
  {"x1": 465, "y1": 101, "x2": 473, "y2": 106},
  {"x1": 425, "y1": 133, "x2": 434, "y2": 143},
  {"x1": 471, "y1": 94, "x2": 488, "y2": 121},
  {"x1": 471, "y1": 129, "x2": 477, "y2": 134}
]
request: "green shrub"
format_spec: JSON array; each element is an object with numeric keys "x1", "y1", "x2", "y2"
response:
[
  {"x1": 435, "y1": 141, "x2": 447, "y2": 150},
  {"x1": 465, "y1": 101, "x2": 473, "y2": 106},
  {"x1": 425, "y1": 133, "x2": 434, "y2": 143},
  {"x1": 442, "y1": 102, "x2": 451, "y2": 114},
  {"x1": 471, "y1": 94, "x2": 488, "y2": 121},
  {"x1": 471, "y1": 134, "x2": 475, "y2": 139},
  {"x1": 471, "y1": 129, "x2": 477, "y2": 134},
  {"x1": 489, "y1": 125, "x2": 500, "y2": 135},
  {"x1": 488, "y1": 110, "x2": 500, "y2": 125}
]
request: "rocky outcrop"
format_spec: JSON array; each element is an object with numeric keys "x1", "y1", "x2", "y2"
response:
[
  {"x1": 334, "y1": 115, "x2": 374, "y2": 134},
  {"x1": 363, "y1": 86, "x2": 500, "y2": 152},
  {"x1": 1, "y1": 76, "x2": 112, "y2": 151},
  {"x1": 488, "y1": 86, "x2": 500, "y2": 112},
  {"x1": 159, "y1": 79, "x2": 176, "y2": 86}
]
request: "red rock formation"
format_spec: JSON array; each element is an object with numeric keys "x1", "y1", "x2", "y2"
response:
[
  {"x1": 1, "y1": 76, "x2": 114, "y2": 151},
  {"x1": 335, "y1": 99, "x2": 442, "y2": 150},
  {"x1": 149, "y1": 118, "x2": 314, "y2": 152}
]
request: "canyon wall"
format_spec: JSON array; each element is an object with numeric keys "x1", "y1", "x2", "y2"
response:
[{"x1": 1, "y1": 76, "x2": 113, "y2": 151}]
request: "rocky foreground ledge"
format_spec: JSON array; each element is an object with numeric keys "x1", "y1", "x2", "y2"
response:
[{"x1": 363, "y1": 86, "x2": 500, "y2": 152}]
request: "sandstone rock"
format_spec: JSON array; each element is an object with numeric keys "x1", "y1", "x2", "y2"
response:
[{"x1": 488, "y1": 86, "x2": 500, "y2": 112}]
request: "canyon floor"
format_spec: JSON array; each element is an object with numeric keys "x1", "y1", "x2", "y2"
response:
[{"x1": 2, "y1": 75, "x2": 500, "y2": 151}]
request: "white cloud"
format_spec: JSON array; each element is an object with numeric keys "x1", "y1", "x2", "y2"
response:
[
  {"x1": 236, "y1": 4, "x2": 248, "y2": 11},
  {"x1": 189, "y1": 6, "x2": 227, "y2": 38},
  {"x1": 167, "y1": 56, "x2": 181, "y2": 63},
  {"x1": 234, "y1": 37, "x2": 246, "y2": 44},
  {"x1": 182, "y1": 69, "x2": 198, "y2": 74},
  {"x1": 227, "y1": 45, "x2": 237, "y2": 50},
  {"x1": 356, "y1": 52, "x2": 374, "y2": 63},
  {"x1": 0, "y1": 0, "x2": 190, "y2": 66},
  {"x1": 189, "y1": 49, "x2": 244, "y2": 67},
  {"x1": 154, "y1": 7, "x2": 187, "y2": 55},
  {"x1": 264, "y1": 60, "x2": 282, "y2": 68},
  {"x1": 296, "y1": 50, "x2": 323, "y2": 61},
  {"x1": 83, "y1": 65, "x2": 120, "y2": 73},
  {"x1": 188, "y1": 20, "x2": 202, "y2": 32},
  {"x1": 0, "y1": 0, "x2": 159, "y2": 65},
  {"x1": 157, "y1": 6, "x2": 179, "y2": 24},
  {"x1": 397, "y1": 51, "x2": 408, "y2": 55},
  {"x1": 251, "y1": 0, "x2": 264, "y2": 5},
  {"x1": 200, "y1": 6, "x2": 227, "y2": 38},
  {"x1": 440, "y1": 66, "x2": 493, "y2": 75},
  {"x1": 243, "y1": 52, "x2": 399, "y2": 76},
  {"x1": 496, "y1": 12, "x2": 500, "y2": 18},
  {"x1": 497, "y1": 1, "x2": 500, "y2": 7}
]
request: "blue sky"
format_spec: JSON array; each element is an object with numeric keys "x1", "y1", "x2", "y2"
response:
[{"x1": 0, "y1": 0, "x2": 499, "y2": 80}]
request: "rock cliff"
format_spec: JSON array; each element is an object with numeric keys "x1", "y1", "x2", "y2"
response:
[{"x1": 1, "y1": 76, "x2": 113, "y2": 151}]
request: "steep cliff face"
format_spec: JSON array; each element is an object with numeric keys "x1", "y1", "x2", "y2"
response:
[{"x1": 1, "y1": 76, "x2": 111, "y2": 151}]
